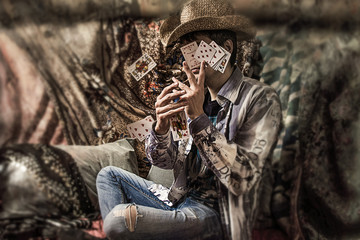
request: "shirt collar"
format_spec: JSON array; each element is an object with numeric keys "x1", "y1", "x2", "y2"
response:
[{"x1": 216, "y1": 67, "x2": 244, "y2": 106}]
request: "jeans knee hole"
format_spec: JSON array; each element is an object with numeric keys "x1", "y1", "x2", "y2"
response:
[{"x1": 112, "y1": 204, "x2": 138, "y2": 232}]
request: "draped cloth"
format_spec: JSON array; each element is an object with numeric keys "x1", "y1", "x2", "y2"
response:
[
  {"x1": 0, "y1": 13, "x2": 260, "y2": 178},
  {"x1": 0, "y1": 1, "x2": 260, "y2": 239},
  {"x1": 0, "y1": 144, "x2": 97, "y2": 239},
  {"x1": 1, "y1": 0, "x2": 360, "y2": 239}
]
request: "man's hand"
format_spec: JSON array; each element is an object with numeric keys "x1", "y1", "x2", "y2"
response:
[
  {"x1": 173, "y1": 61, "x2": 206, "y2": 120},
  {"x1": 154, "y1": 82, "x2": 188, "y2": 135}
]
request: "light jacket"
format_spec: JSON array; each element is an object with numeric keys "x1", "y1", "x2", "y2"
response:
[{"x1": 145, "y1": 67, "x2": 282, "y2": 239}]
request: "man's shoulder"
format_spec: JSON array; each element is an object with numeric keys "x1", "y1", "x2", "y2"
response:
[
  {"x1": 220, "y1": 69, "x2": 278, "y2": 104},
  {"x1": 241, "y1": 76, "x2": 278, "y2": 95},
  {"x1": 242, "y1": 76, "x2": 271, "y2": 89}
]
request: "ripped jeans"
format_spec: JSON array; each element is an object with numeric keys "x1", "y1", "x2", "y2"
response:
[{"x1": 96, "y1": 166, "x2": 223, "y2": 240}]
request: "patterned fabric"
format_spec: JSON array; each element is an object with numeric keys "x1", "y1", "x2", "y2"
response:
[
  {"x1": 0, "y1": 144, "x2": 97, "y2": 239},
  {"x1": 231, "y1": 0, "x2": 360, "y2": 30},
  {"x1": 258, "y1": 25, "x2": 360, "y2": 239},
  {"x1": 187, "y1": 94, "x2": 221, "y2": 211},
  {"x1": 0, "y1": 35, "x2": 66, "y2": 146},
  {"x1": 0, "y1": 13, "x2": 261, "y2": 240},
  {"x1": 1, "y1": 1, "x2": 360, "y2": 239},
  {"x1": 257, "y1": 26, "x2": 303, "y2": 238},
  {"x1": 0, "y1": 17, "x2": 260, "y2": 178},
  {"x1": 145, "y1": 67, "x2": 282, "y2": 240}
]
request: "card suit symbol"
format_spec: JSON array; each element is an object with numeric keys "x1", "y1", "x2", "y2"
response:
[
  {"x1": 145, "y1": 129, "x2": 148, "y2": 132},
  {"x1": 206, "y1": 55, "x2": 209, "y2": 57},
  {"x1": 197, "y1": 56, "x2": 200, "y2": 58},
  {"x1": 138, "y1": 133, "x2": 142, "y2": 136},
  {"x1": 141, "y1": 124, "x2": 145, "y2": 127},
  {"x1": 214, "y1": 56, "x2": 217, "y2": 58},
  {"x1": 135, "y1": 128, "x2": 138, "y2": 131},
  {"x1": 200, "y1": 50, "x2": 203, "y2": 53}
]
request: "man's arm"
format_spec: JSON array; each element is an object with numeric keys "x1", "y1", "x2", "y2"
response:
[
  {"x1": 145, "y1": 126, "x2": 179, "y2": 169},
  {"x1": 190, "y1": 88, "x2": 281, "y2": 196},
  {"x1": 175, "y1": 60, "x2": 281, "y2": 196},
  {"x1": 145, "y1": 81, "x2": 187, "y2": 169}
]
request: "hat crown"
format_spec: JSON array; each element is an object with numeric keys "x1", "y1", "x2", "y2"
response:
[{"x1": 180, "y1": 0, "x2": 235, "y2": 24}]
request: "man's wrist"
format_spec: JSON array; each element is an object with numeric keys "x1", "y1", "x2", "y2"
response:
[
  {"x1": 189, "y1": 113, "x2": 211, "y2": 135},
  {"x1": 154, "y1": 122, "x2": 169, "y2": 136},
  {"x1": 154, "y1": 127, "x2": 169, "y2": 135},
  {"x1": 188, "y1": 111, "x2": 205, "y2": 121}
]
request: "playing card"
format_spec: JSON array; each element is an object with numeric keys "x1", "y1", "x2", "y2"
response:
[
  {"x1": 215, "y1": 49, "x2": 231, "y2": 73},
  {"x1": 208, "y1": 41, "x2": 225, "y2": 67},
  {"x1": 170, "y1": 112, "x2": 190, "y2": 141},
  {"x1": 129, "y1": 53, "x2": 157, "y2": 81},
  {"x1": 126, "y1": 122, "x2": 137, "y2": 139},
  {"x1": 180, "y1": 41, "x2": 201, "y2": 69},
  {"x1": 194, "y1": 41, "x2": 216, "y2": 64},
  {"x1": 127, "y1": 115, "x2": 155, "y2": 141},
  {"x1": 144, "y1": 115, "x2": 155, "y2": 124},
  {"x1": 136, "y1": 117, "x2": 154, "y2": 141}
]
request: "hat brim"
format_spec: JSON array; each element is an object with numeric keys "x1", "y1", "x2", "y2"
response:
[{"x1": 160, "y1": 15, "x2": 256, "y2": 46}]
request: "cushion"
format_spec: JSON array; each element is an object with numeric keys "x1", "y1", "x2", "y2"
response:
[{"x1": 55, "y1": 138, "x2": 138, "y2": 210}]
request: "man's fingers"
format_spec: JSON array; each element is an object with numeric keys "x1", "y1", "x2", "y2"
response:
[
  {"x1": 157, "y1": 82, "x2": 179, "y2": 100},
  {"x1": 157, "y1": 106, "x2": 186, "y2": 121},
  {"x1": 182, "y1": 61, "x2": 196, "y2": 86},
  {"x1": 198, "y1": 61, "x2": 206, "y2": 86},
  {"x1": 156, "y1": 100, "x2": 188, "y2": 116},
  {"x1": 172, "y1": 77, "x2": 191, "y2": 92},
  {"x1": 156, "y1": 89, "x2": 185, "y2": 108}
]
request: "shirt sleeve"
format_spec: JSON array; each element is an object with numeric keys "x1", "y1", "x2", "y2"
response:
[
  {"x1": 190, "y1": 87, "x2": 282, "y2": 196},
  {"x1": 145, "y1": 123, "x2": 179, "y2": 169}
]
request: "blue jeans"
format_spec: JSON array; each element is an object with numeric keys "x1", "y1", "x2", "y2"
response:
[{"x1": 96, "y1": 166, "x2": 223, "y2": 240}]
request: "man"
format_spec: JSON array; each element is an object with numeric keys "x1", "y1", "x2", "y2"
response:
[{"x1": 96, "y1": 0, "x2": 282, "y2": 239}]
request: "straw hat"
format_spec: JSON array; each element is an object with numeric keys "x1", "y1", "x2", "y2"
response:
[{"x1": 160, "y1": 0, "x2": 256, "y2": 46}]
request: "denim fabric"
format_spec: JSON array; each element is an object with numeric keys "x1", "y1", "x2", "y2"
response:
[{"x1": 96, "y1": 166, "x2": 223, "y2": 240}]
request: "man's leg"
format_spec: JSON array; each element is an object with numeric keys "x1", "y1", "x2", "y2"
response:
[
  {"x1": 103, "y1": 198, "x2": 223, "y2": 240},
  {"x1": 96, "y1": 166, "x2": 223, "y2": 239},
  {"x1": 96, "y1": 166, "x2": 171, "y2": 219}
]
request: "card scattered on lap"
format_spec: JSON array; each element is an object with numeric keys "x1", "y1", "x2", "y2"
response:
[
  {"x1": 129, "y1": 53, "x2": 157, "y2": 81},
  {"x1": 127, "y1": 115, "x2": 154, "y2": 141},
  {"x1": 148, "y1": 184, "x2": 173, "y2": 207}
]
